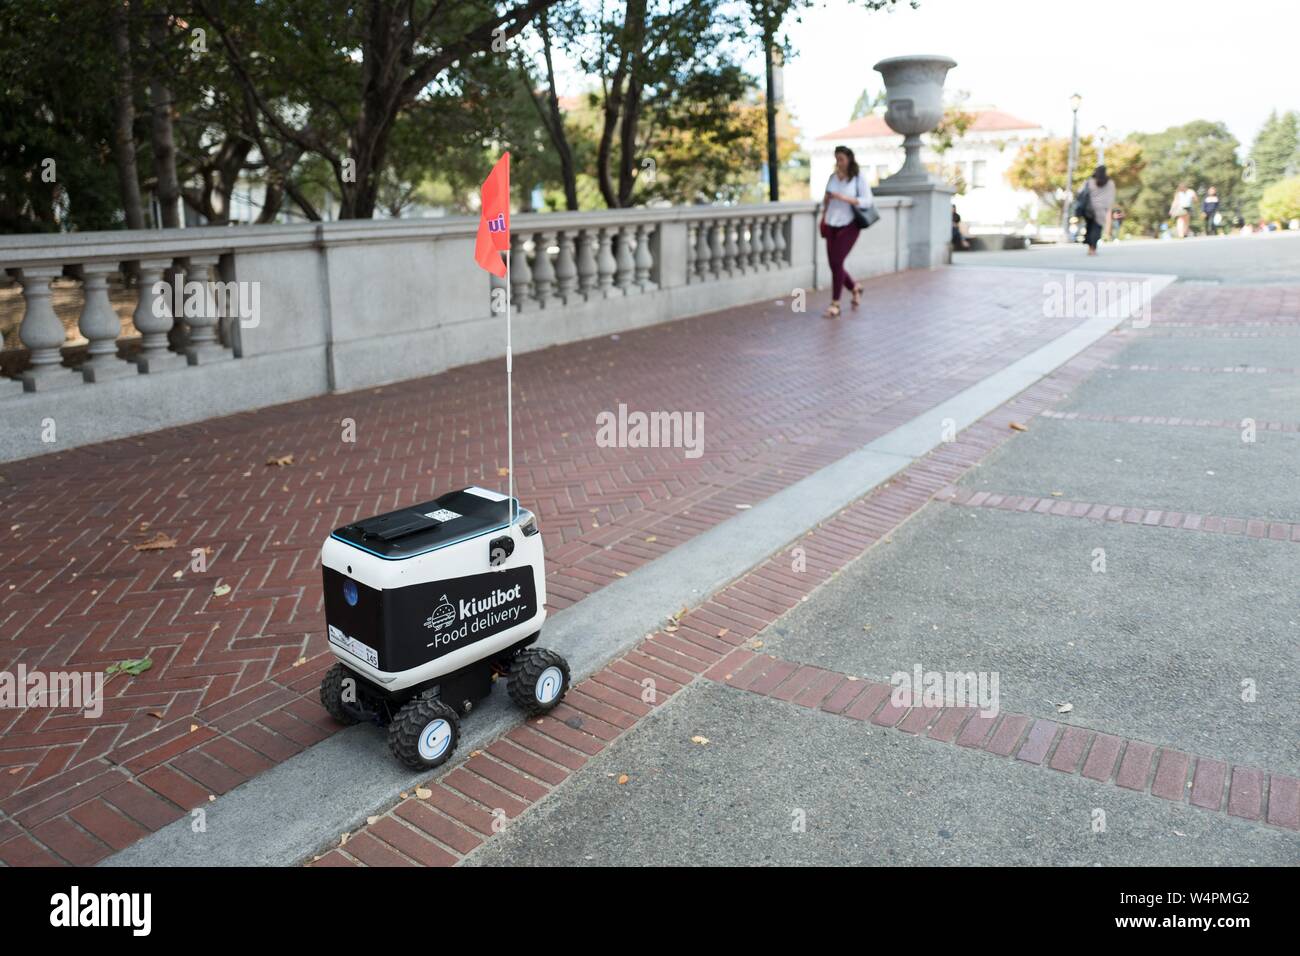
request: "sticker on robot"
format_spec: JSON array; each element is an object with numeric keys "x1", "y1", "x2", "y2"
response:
[
  {"x1": 327, "y1": 624, "x2": 379, "y2": 668},
  {"x1": 423, "y1": 508, "x2": 461, "y2": 522}
]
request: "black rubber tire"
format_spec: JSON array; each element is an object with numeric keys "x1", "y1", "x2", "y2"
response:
[
  {"x1": 507, "y1": 647, "x2": 571, "y2": 715},
  {"x1": 387, "y1": 695, "x2": 460, "y2": 770},
  {"x1": 320, "y1": 663, "x2": 360, "y2": 725}
]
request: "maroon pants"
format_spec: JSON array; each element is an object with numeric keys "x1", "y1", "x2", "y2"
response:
[{"x1": 825, "y1": 223, "x2": 861, "y2": 301}]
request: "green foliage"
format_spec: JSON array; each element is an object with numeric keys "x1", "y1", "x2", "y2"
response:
[
  {"x1": 1242, "y1": 110, "x2": 1300, "y2": 220},
  {"x1": 1127, "y1": 121, "x2": 1241, "y2": 235},
  {"x1": 1258, "y1": 175, "x2": 1300, "y2": 223}
]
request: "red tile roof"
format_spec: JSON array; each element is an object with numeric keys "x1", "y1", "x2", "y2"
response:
[{"x1": 816, "y1": 109, "x2": 1041, "y2": 141}]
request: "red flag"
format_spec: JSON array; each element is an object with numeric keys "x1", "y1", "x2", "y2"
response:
[{"x1": 474, "y1": 152, "x2": 510, "y2": 277}]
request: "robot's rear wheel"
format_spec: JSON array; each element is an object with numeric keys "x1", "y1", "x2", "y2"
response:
[
  {"x1": 320, "y1": 663, "x2": 361, "y2": 725},
  {"x1": 388, "y1": 695, "x2": 461, "y2": 770},
  {"x1": 507, "y1": 647, "x2": 571, "y2": 715}
]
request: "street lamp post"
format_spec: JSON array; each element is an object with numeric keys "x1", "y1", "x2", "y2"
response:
[
  {"x1": 1060, "y1": 93, "x2": 1082, "y2": 242},
  {"x1": 1097, "y1": 124, "x2": 1108, "y2": 166}
]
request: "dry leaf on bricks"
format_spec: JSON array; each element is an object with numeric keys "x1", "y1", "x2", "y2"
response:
[
  {"x1": 415, "y1": 786, "x2": 432, "y2": 799},
  {"x1": 266, "y1": 454, "x2": 294, "y2": 467},
  {"x1": 134, "y1": 532, "x2": 177, "y2": 551},
  {"x1": 616, "y1": 774, "x2": 630, "y2": 785},
  {"x1": 212, "y1": 583, "x2": 232, "y2": 597},
  {"x1": 691, "y1": 735, "x2": 710, "y2": 745},
  {"x1": 1009, "y1": 422, "x2": 1029, "y2": 432}
]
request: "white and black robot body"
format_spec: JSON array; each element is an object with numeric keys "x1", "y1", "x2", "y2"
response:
[{"x1": 320, "y1": 485, "x2": 550, "y2": 721}]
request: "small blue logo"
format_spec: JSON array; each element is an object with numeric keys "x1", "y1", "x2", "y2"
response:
[{"x1": 343, "y1": 580, "x2": 359, "y2": 607}]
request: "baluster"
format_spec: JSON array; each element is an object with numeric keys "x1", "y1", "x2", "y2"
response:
[
  {"x1": 772, "y1": 216, "x2": 788, "y2": 265},
  {"x1": 575, "y1": 229, "x2": 597, "y2": 298},
  {"x1": 708, "y1": 220, "x2": 724, "y2": 278},
  {"x1": 184, "y1": 254, "x2": 229, "y2": 364},
  {"x1": 614, "y1": 225, "x2": 635, "y2": 293},
  {"x1": 759, "y1": 217, "x2": 774, "y2": 268},
  {"x1": 685, "y1": 222, "x2": 697, "y2": 283},
  {"x1": 596, "y1": 227, "x2": 617, "y2": 294},
  {"x1": 166, "y1": 260, "x2": 190, "y2": 354},
  {"x1": 695, "y1": 219, "x2": 712, "y2": 281},
  {"x1": 74, "y1": 263, "x2": 135, "y2": 382},
  {"x1": 737, "y1": 221, "x2": 752, "y2": 274},
  {"x1": 722, "y1": 219, "x2": 739, "y2": 275},
  {"x1": 14, "y1": 266, "x2": 78, "y2": 392},
  {"x1": 531, "y1": 230, "x2": 556, "y2": 306},
  {"x1": 634, "y1": 224, "x2": 655, "y2": 290},
  {"x1": 554, "y1": 231, "x2": 577, "y2": 302},
  {"x1": 509, "y1": 233, "x2": 532, "y2": 310}
]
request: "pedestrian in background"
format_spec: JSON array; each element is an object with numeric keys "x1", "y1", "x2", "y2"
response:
[
  {"x1": 1202, "y1": 186, "x2": 1220, "y2": 235},
  {"x1": 1080, "y1": 165, "x2": 1116, "y2": 256},
  {"x1": 1110, "y1": 207, "x2": 1126, "y2": 240},
  {"x1": 1170, "y1": 183, "x2": 1196, "y2": 237},
  {"x1": 820, "y1": 145, "x2": 874, "y2": 319}
]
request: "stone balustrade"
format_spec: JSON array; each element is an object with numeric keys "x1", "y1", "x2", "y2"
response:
[{"x1": 0, "y1": 198, "x2": 915, "y2": 461}]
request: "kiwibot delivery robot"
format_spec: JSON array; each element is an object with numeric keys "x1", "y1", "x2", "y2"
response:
[{"x1": 318, "y1": 485, "x2": 570, "y2": 769}]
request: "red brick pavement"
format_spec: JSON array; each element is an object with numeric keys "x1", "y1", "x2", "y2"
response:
[{"x1": 0, "y1": 269, "x2": 1188, "y2": 864}]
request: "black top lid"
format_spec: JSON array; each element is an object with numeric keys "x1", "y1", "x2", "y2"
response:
[{"x1": 332, "y1": 486, "x2": 516, "y2": 558}]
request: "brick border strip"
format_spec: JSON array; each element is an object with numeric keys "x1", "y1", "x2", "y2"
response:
[
  {"x1": 937, "y1": 485, "x2": 1300, "y2": 543},
  {"x1": 1098, "y1": 363, "x2": 1300, "y2": 374},
  {"x1": 706, "y1": 650, "x2": 1299, "y2": 832},
  {"x1": 1040, "y1": 410, "x2": 1299, "y2": 433}
]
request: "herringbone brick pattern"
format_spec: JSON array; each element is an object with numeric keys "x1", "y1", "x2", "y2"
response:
[{"x1": 0, "y1": 268, "x2": 1152, "y2": 863}]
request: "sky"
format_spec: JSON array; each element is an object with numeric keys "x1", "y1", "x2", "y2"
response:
[{"x1": 775, "y1": 0, "x2": 1299, "y2": 149}]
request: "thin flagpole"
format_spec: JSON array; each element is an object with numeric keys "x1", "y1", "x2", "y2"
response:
[{"x1": 505, "y1": 249, "x2": 515, "y2": 526}]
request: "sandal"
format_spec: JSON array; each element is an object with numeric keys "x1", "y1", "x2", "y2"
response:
[
  {"x1": 824, "y1": 302, "x2": 841, "y2": 319},
  {"x1": 850, "y1": 284, "x2": 863, "y2": 309}
]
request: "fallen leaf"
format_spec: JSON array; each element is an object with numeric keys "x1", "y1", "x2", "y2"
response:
[
  {"x1": 735, "y1": 503, "x2": 752, "y2": 510},
  {"x1": 190, "y1": 724, "x2": 199, "y2": 732},
  {"x1": 615, "y1": 571, "x2": 627, "y2": 578},
  {"x1": 716, "y1": 628, "x2": 729, "y2": 638},
  {"x1": 1050, "y1": 491, "x2": 1064, "y2": 497},
  {"x1": 171, "y1": 570, "x2": 184, "y2": 580},
  {"x1": 616, "y1": 774, "x2": 630, "y2": 785},
  {"x1": 212, "y1": 583, "x2": 231, "y2": 597},
  {"x1": 8, "y1": 766, "x2": 23, "y2": 775},
  {"x1": 664, "y1": 625, "x2": 678, "y2": 633},
  {"x1": 1009, "y1": 422, "x2": 1028, "y2": 432},
  {"x1": 1056, "y1": 702, "x2": 1074, "y2": 714},
  {"x1": 266, "y1": 454, "x2": 294, "y2": 467},
  {"x1": 134, "y1": 532, "x2": 177, "y2": 552},
  {"x1": 415, "y1": 786, "x2": 432, "y2": 799},
  {"x1": 207, "y1": 794, "x2": 216, "y2": 802},
  {"x1": 147, "y1": 710, "x2": 164, "y2": 719},
  {"x1": 366, "y1": 816, "x2": 380, "y2": 826},
  {"x1": 399, "y1": 792, "x2": 409, "y2": 800},
  {"x1": 644, "y1": 535, "x2": 657, "y2": 543},
  {"x1": 339, "y1": 831, "x2": 350, "y2": 847},
  {"x1": 497, "y1": 467, "x2": 509, "y2": 477},
  {"x1": 293, "y1": 657, "x2": 306, "y2": 667},
  {"x1": 691, "y1": 735, "x2": 710, "y2": 745}
]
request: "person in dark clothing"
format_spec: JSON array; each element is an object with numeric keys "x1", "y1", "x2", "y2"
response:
[
  {"x1": 951, "y1": 207, "x2": 969, "y2": 250},
  {"x1": 1202, "y1": 186, "x2": 1220, "y2": 236}
]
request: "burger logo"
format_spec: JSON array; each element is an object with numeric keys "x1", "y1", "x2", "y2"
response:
[{"x1": 424, "y1": 595, "x2": 456, "y2": 631}]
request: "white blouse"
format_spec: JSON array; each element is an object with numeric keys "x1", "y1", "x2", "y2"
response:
[{"x1": 824, "y1": 172, "x2": 874, "y2": 227}]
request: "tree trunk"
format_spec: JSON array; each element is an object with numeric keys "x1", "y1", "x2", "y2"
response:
[
  {"x1": 148, "y1": 13, "x2": 182, "y2": 227},
  {"x1": 539, "y1": 12, "x2": 578, "y2": 210},
  {"x1": 110, "y1": 1, "x2": 145, "y2": 229},
  {"x1": 764, "y1": 26, "x2": 780, "y2": 202}
]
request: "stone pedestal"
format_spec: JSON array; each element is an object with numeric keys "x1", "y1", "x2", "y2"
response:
[{"x1": 873, "y1": 179, "x2": 956, "y2": 270}]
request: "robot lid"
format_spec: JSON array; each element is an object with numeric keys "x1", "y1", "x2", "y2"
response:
[{"x1": 331, "y1": 485, "x2": 524, "y2": 560}]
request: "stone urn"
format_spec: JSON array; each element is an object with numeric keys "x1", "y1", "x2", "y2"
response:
[{"x1": 873, "y1": 55, "x2": 957, "y2": 186}]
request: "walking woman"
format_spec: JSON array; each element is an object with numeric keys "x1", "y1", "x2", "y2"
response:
[
  {"x1": 821, "y1": 145, "x2": 874, "y2": 318},
  {"x1": 1170, "y1": 183, "x2": 1196, "y2": 238},
  {"x1": 1080, "y1": 165, "x2": 1116, "y2": 256}
]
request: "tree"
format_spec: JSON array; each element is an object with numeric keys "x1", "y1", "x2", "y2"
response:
[
  {"x1": 850, "y1": 87, "x2": 884, "y2": 121},
  {"x1": 1006, "y1": 136, "x2": 1144, "y2": 216},
  {"x1": 1243, "y1": 110, "x2": 1300, "y2": 220},
  {"x1": 197, "y1": 0, "x2": 559, "y2": 219},
  {"x1": 1128, "y1": 121, "x2": 1241, "y2": 235},
  {"x1": 1258, "y1": 175, "x2": 1300, "y2": 224}
]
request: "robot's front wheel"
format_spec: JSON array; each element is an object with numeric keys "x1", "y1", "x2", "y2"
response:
[
  {"x1": 388, "y1": 696, "x2": 461, "y2": 770},
  {"x1": 508, "y1": 647, "x2": 571, "y2": 715}
]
